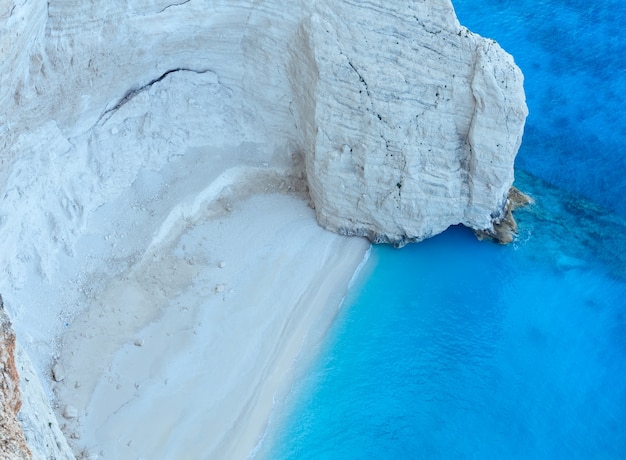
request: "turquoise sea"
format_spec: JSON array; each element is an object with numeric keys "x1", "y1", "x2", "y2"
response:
[{"x1": 262, "y1": 1, "x2": 626, "y2": 458}]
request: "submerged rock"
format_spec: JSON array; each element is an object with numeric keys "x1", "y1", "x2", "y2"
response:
[
  {"x1": 291, "y1": 1, "x2": 528, "y2": 247},
  {"x1": 475, "y1": 186, "x2": 534, "y2": 244}
]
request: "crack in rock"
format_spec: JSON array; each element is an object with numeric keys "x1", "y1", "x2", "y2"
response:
[
  {"x1": 347, "y1": 59, "x2": 386, "y2": 123},
  {"x1": 158, "y1": 0, "x2": 191, "y2": 14},
  {"x1": 347, "y1": 60, "x2": 371, "y2": 98},
  {"x1": 96, "y1": 67, "x2": 212, "y2": 126}
]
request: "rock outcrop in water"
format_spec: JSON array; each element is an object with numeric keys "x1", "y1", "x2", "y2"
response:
[
  {"x1": 291, "y1": 1, "x2": 528, "y2": 247},
  {"x1": 475, "y1": 187, "x2": 534, "y2": 244}
]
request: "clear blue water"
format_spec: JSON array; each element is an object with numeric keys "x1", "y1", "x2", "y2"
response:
[
  {"x1": 262, "y1": 1, "x2": 626, "y2": 458},
  {"x1": 453, "y1": 0, "x2": 626, "y2": 218}
]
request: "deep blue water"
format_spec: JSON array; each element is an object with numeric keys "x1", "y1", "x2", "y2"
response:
[
  {"x1": 453, "y1": 0, "x2": 626, "y2": 219},
  {"x1": 261, "y1": 1, "x2": 626, "y2": 458}
]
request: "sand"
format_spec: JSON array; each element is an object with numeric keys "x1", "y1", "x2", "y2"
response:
[{"x1": 49, "y1": 151, "x2": 370, "y2": 459}]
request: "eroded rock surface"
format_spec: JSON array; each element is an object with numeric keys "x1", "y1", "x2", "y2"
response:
[
  {"x1": 475, "y1": 186, "x2": 534, "y2": 244},
  {"x1": 1, "y1": 0, "x2": 527, "y2": 455},
  {"x1": 16, "y1": 346, "x2": 74, "y2": 460},
  {"x1": 291, "y1": 1, "x2": 528, "y2": 246},
  {"x1": 0, "y1": 297, "x2": 31, "y2": 460}
]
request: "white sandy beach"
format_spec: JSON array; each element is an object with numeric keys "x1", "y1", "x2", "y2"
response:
[
  {"x1": 46, "y1": 147, "x2": 369, "y2": 459},
  {"x1": 0, "y1": 53, "x2": 371, "y2": 457}
]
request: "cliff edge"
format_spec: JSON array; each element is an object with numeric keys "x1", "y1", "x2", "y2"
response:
[
  {"x1": 291, "y1": 1, "x2": 528, "y2": 246},
  {"x1": 1, "y1": 0, "x2": 527, "y2": 455}
]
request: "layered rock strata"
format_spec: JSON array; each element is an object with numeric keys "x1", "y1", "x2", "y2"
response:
[
  {"x1": 291, "y1": 1, "x2": 528, "y2": 247},
  {"x1": 1, "y1": 0, "x2": 527, "y2": 293},
  {"x1": 1, "y1": 0, "x2": 527, "y2": 455}
]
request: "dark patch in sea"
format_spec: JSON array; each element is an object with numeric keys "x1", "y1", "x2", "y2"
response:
[{"x1": 513, "y1": 169, "x2": 626, "y2": 281}]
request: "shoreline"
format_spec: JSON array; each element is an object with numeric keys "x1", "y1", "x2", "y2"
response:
[
  {"x1": 251, "y1": 243, "x2": 372, "y2": 459},
  {"x1": 52, "y1": 190, "x2": 369, "y2": 459}
]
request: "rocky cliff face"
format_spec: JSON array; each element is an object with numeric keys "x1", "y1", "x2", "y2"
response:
[
  {"x1": 0, "y1": 297, "x2": 31, "y2": 459},
  {"x1": 0, "y1": 296, "x2": 73, "y2": 460},
  {"x1": 290, "y1": 1, "x2": 527, "y2": 246},
  {"x1": 0, "y1": 0, "x2": 526, "y2": 293},
  {"x1": 1, "y1": 0, "x2": 526, "y2": 454}
]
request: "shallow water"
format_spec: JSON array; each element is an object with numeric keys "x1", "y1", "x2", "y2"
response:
[
  {"x1": 261, "y1": 1, "x2": 626, "y2": 458},
  {"x1": 264, "y1": 173, "x2": 626, "y2": 458}
]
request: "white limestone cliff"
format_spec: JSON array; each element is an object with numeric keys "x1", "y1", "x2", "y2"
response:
[
  {"x1": 290, "y1": 2, "x2": 528, "y2": 246},
  {"x1": 0, "y1": 0, "x2": 526, "y2": 455}
]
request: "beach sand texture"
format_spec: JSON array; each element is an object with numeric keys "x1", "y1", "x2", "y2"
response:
[{"x1": 49, "y1": 151, "x2": 369, "y2": 458}]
